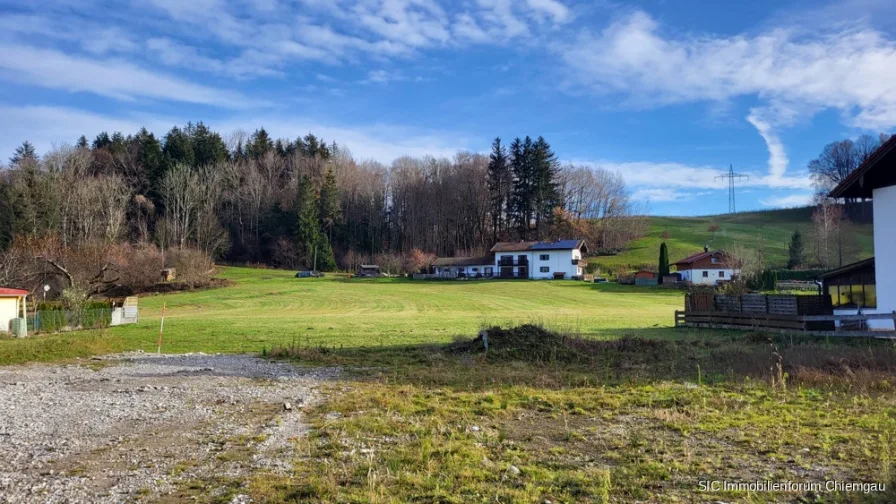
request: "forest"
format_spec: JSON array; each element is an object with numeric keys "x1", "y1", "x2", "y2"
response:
[{"x1": 0, "y1": 123, "x2": 643, "y2": 276}]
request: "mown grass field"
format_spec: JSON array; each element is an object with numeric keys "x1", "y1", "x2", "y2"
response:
[
  {"x1": 2, "y1": 266, "x2": 895, "y2": 503},
  {"x1": 0, "y1": 266, "x2": 684, "y2": 364},
  {"x1": 592, "y1": 207, "x2": 875, "y2": 272}
]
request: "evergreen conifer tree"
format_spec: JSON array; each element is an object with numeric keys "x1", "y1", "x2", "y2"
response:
[
  {"x1": 319, "y1": 166, "x2": 340, "y2": 242},
  {"x1": 787, "y1": 230, "x2": 805, "y2": 269},
  {"x1": 296, "y1": 175, "x2": 321, "y2": 268},
  {"x1": 487, "y1": 137, "x2": 510, "y2": 241},
  {"x1": 658, "y1": 242, "x2": 670, "y2": 283}
]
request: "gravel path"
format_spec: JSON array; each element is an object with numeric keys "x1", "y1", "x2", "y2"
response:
[{"x1": 0, "y1": 352, "x2": 339, "y2": 503}]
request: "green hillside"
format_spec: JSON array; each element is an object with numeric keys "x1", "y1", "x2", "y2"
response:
[{"x1": 592, "y1": 206, "x2": 875, "y2": 272}]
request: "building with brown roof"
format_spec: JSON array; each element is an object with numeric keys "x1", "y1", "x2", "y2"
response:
[{"x1": 672, "y1": 248, "x2": 739, "y2": 285}]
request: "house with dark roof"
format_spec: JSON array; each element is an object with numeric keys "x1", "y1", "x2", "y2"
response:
[
  {"x1": 672, "y1": 248, "x2": 739, "y2": 286},
  {"x1": 490, "y1": 239, "x2": 587, "y2": 279},
  {"x1": 827, "y1": 134, "x2": 896, "y2": 330},
  {"x1": 430, "y1": 239, "x2": 588, "y2": 280}
]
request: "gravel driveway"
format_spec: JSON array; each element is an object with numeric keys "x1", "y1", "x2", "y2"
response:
[{"x1": 0, "y1": 352, "x2": 338, "y2": 503}]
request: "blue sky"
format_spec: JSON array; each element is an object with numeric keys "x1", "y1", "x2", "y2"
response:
[{"x1": 1, "y1": 0, "x2": 895, "y2": 215}]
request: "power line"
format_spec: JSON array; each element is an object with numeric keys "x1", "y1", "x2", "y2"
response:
[{"x1": 715, "y1": 165, "x2": 749, "y2": 213}]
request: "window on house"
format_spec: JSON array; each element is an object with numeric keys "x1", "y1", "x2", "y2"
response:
[
  {"x1": 711, "y1": 257, "x2": 719, "y2": 263},
  {"x1": 829, "y1": 284, "x2": 877, "y2": 308},
  {"x1": 702, "y1": 271, "x2": 709, "y2": 278},
  {"x1": 485, "y1": 267, "x2": 493, "y2": 274},
  {"x1": 540, "y1": 266, "x2": 549, "y2": 273},
  {"x1": 540, "y1": 254, "x2": 550, "y2": 261},
  {"x1": 719, "y1": 271, "x2": 725, "y2": 278}
]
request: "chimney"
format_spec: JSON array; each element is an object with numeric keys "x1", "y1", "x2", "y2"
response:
[{"x1": 704, "y1": 245, "x2": 710, "y2": 253}]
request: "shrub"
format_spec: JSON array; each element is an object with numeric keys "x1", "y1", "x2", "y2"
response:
[
  {"x1": 109, "y1": 243, "x2": 165, "y2": 292},
  {"x1": 166, "y1": 248, "x2": 215, "y2": 288}
]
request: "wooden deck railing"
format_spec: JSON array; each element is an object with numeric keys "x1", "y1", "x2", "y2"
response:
[{"x1": 675, "y1": 310, "x2": 896, "y2": 338}]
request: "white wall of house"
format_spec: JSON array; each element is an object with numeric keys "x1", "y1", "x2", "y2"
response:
[
  {"x1": 0, "y1": 297, "x2": 21, "y2": 333},
  {"x1": 434, "y1": 264, "x2": 494, "y2": 277},
  {"x1": 494, "y1": 249, "x2": 582, "y2": 279},
  {"x1": 873, "y1": 185, "x2": 896, "y2": 330},
  {"x1": 678, "y1": 268, "x2": 739, "y2": 285}
]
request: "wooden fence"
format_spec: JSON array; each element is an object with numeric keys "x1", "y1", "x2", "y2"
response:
[
  {"x1": 685, "y1": 293, "x2": 828, "y2": 316},
  {"x1": 675, "y1": 310, "x2": 896, "y2": 338}
]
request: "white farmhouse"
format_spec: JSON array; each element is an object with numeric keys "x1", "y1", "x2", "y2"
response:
[
  {"x1": 672, "y1": 248, "x2": 740, "y2": 286},
  {"x1": 491, "y1": 240, "x2": 587, "y2": 279},
  {"x1": 828, "y1": 135, "x2": 896, "y2": 330}
]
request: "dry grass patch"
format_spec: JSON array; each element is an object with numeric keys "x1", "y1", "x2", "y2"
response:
[{"x1": 255, "y1": 326, "x2": 896, "y2": 503}]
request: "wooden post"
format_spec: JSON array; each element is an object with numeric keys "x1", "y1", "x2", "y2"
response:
[{"x1": 157, "y1": 303, "x2": 166, "y2": 354}]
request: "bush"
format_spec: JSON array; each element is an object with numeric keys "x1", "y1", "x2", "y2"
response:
[
  {"x1": 109, "y1": 243, "x2": 165, "y2": 292},
  {"x1": 166, "y1": 248, "x2": 215, "y2": 288}
]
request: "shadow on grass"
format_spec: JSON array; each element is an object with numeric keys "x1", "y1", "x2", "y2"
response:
[{"x1": 267, "y1": 324, "x2": 896, "y2": 393}]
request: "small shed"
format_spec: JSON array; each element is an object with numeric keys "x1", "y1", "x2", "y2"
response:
[
  {"x1": 661, "y1": 273, "x2": 682, "y2": 286},
  {"x1": 634, "y1": 270, "x2": 658, "y2": 286},
  {"x1": 357, "y1": 265, "x2": 382, "y2": 278},
  {"x1": 0, "y1": 287, "x2": 29, "y2": 337}
]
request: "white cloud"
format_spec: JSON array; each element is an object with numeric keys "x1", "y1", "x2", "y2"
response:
[
  {"x1": 584, "y1": 160, "x2": 728, "y2": 190},
  {"x1": 760, "y1": 193, "x2": 815, "y2": 207},
  {"x1": 631, "y1": 188, "x2": 696, "y2": 203},
  {"x1": 362, "y1": 69, "x2": 405, "y2": 84},
  {"x1": 559, "y1": 10, "x2": 896, "y2": 125},
  {"x1": 0, "y1": 44, "x2": 258, "y2": 108},
  {"x1": 558, "y1": 9, "x2": 896, "y2": 185},
  {"x1": 0, "y1": 106, "x2": 173, "y2": 158},
  {"x1": 746, "y1": 108, "x2": 789, "y2": 182},
  {"x1": 525, "y1": 0, "x2": 570, "y2": 23},
  {"x1": 475, "y1": 0, "x2": 529, "y2": 37},
  {"x1": 578, "y1": 158, "x2": 813, "y2": 193}
]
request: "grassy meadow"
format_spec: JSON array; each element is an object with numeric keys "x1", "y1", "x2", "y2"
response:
[
  {"x1": 2, "y1": 266, "x2": 895, "y2": 503},
  {"x1": 593, "y1": 207, "x2": 875, "y2": 272},
  {"x1": 0, "y1": 266, "x2": 684, "y2": 364}
]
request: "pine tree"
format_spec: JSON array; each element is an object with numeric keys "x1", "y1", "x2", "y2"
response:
[
  {"x1": 76, "y1": 136, "x2": 89, "y2": 149},
  {"x1": 315, "y1": 234, "x2": 337, "y2": 271},
  {"x1": 9, "y1": 141, "x2": 37, "y2": 167},
  {"x1": 658, "y1": 242, "x2": 670, "y2": 283},
  {"x1": 319, "y1": 166, "x2": 340, "y2": 242},
  {"x1": 92, "y1": 132, "x2": 112, "y2": 150},
  {"x1": 530, "y1": 136, "x2": 560, "y2": 239},
  {"x1": 247, "y1": 128, "x2": 273, "y2": 160},
  {"x1": 487, "y1": 137, "x2": 511, "y2": 241},
  {"x1": 296, "y1": 175, "x2": 321, "y2": 269},
  {"x1": 136, "y1": 128, "x2": 165, "y2": 199},
  {"x1": 163, "y1": 126, "x2": 195, "y2": 168},
  {"x1": 509, "y1": 137, "x2": 534, "y2": 238},
  {"x1": 787, "y1": 230, "x2": 805, "y2": 269},
  {"x1": 190, "y1": 122, "x2": 228, "y2": 167}
]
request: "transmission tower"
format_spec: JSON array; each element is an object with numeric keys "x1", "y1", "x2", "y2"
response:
[{"x1": 715, "y1": 165, "x2": 749, "y2": 213}]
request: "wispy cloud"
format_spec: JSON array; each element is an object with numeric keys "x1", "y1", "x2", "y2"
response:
[
  {"x1": 0, "y1": 43, "x2": 259, "y2": 108},
  {"x1": 558, "y1": 9, "x2": 896, "y2": 182},
  {"x1": 525, "y1": 0, "x2": 571, "y2": 23},
  {"x1": 760, "y1": 193, "x2": 815, "y2": 208},
  {"x1": 631, "y1": 188, "x2": 705, "y2": 203},
  {"x1": 362, "y1": 69, "x2": 405, "y2": 85}
]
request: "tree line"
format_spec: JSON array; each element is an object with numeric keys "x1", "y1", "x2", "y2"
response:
[{"x1": 0, "y1": 124, "x2": 644, "y2": 272}]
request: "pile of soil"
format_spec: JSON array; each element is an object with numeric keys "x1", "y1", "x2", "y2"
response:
[{"x1": 450, "y1": 324, "x2": 669, "y2": 364}]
